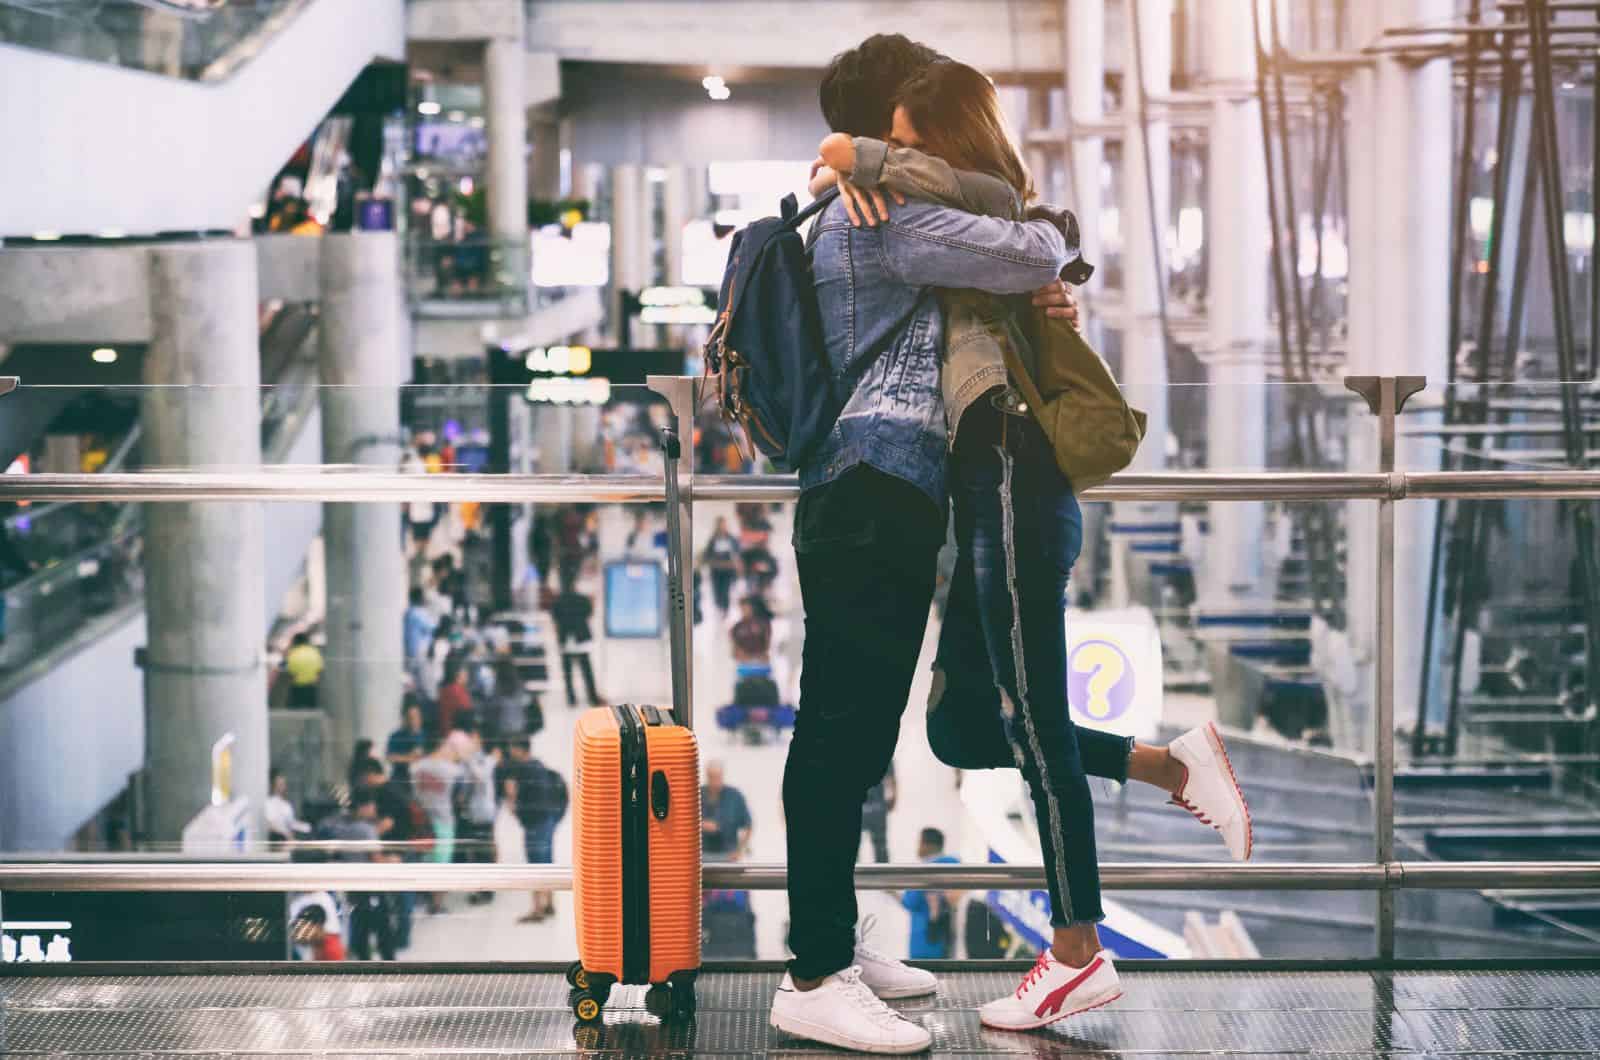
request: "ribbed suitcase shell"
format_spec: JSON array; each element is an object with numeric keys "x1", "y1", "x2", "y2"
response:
[{"x1": 572, "y1": 705, "x2": 701, "y2": 985}]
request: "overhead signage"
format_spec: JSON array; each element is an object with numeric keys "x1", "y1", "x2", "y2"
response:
[{"x1": 489, "y1": 344, "x2": 686, "y2": 390}]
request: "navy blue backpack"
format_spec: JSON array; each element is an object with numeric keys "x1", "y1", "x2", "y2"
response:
[{"x1": 705, "y1": 189, "x2": 840, "y2": 470}]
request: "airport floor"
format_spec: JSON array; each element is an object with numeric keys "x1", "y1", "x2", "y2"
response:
[{"x1": 3, "y1": 967, "x2": 1598, "y2": 1056}]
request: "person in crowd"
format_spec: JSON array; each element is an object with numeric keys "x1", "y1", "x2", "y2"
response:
[
  {"x1": 316, "y1": 791, "x2": 394, "y2": 960},
  {"x1": 413, "y1": 615, "x2": 455, "y2": 711},
  {"x1": 352, "y1": 756, "x2": 426, "y2": 952},
  {"x1": 410, "y1": 734, "x2": 462, "y2": 917},
  {"x1": 265, "y1": 767, "x2": 312, "y2": 844},
  {"x1": 287, "y1": 891, "x2": 343, "y2": 961},
  {"x1": 385, "y1": 703, "x2": 427, "y2": 784},
  {"x1": 703, "y1": 516, "x2": 742, "y2": 615},
  {"x1": 290, "y1": 903, "x2": 346, "y2": 962},
  {"x1": 778, "y1": 40, "x2": 1255, "y2": 1047},
  {"x1": 346, "y1": 739, "x2": 376, "y2": 793},
  {"x1": 729, "y1": 595, "x2": 773, "y2": 672},
  {"x1": 700, "y1": 760, "x2": 753, "y2": 863},
  {"x1": 768, "y1": 33, "x2": 1102, "y2": 1053},
  {"x1": 497, "y1": 735, "x2": 569, "y2": 923},
  {"x1": 860, "y1": 766, "x2": 896, "y2": 865},
  {"x1": 527, "y1": 511, "x2": 554, "y2": 584},
  {"x1": 437, "y1": 662, "x2": 474, "y2": 738},
  {"x1": 490, "y1": 652, "x2": 536, "y2": 738},
  {"x1": 902, "y1": 828, "x2": 959, "y2": 960},
  {"x1": 551, "y1": 573, "x2": 601, "y2": 709},
  {"x1": 284, "y1": 632, "x2": 324, "y2": 710},
  {"x1": 404, "y1": 587, "x2": 436, "y2": 661},
  {"x1": 434, "y1": 554, "x2": 471, "y2": 624},
  {"x1": 457, "y1": 721, "x2": 501, "y2": 905}
]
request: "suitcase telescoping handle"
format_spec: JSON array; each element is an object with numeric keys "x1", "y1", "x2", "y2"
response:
[{"x1": 660, "y1": 426, "x2": 690, "y2": 721}]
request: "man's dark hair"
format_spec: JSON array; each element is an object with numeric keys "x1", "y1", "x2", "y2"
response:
[
  {"x1": 410, "y1": 587, "x2": 424, "y2": 606},
  {"x1": 350, "y1": 790, "x2": 378, "y2": 814},
  {"x1": 291, "y1": 632, "x2": 310, "y2": 647},
  {"x1": 294, "y1": 903, "x2": 327, "y2": 926},
  {"x1": 820, "y1": 34, "x2": 945, "y2": 136},
  {"x1": 357, "y1": 756, "x2": 385, "y2": 782},
  {"x1": 270, "y1": 767, "x2": 283, "y2": 784},
  {"x1": 920, "y1": 827, "x2": 946, "y2": 851},
  {"x1": 452, "y1": 714, "x2": 478, "y2": 735}
]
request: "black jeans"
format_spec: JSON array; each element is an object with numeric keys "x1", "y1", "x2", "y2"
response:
[
  {"x1": 347, "y1": 892, "x2": 396, "y2": 960},
  {"x1": 928, "y1": 403, "x2": 1115, "y2": 926},
  {"x1": 784, "y1": 466, "x2": 943, "y2": 981},
  {"x1": 562, "y1": 651, "x2": 599, "y2": 706}
]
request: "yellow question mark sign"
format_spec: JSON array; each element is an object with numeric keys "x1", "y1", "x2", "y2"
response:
[{"x1": 1072, "y1": 642, "x2": 1128, "y2": 720}]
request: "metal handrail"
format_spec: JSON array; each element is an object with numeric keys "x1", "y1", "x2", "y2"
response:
[
  {"x1": 1, "y1": 468, "x2": 1599, "y2": 504},
  {"x1": 2, "y1": 859, "x2": 1598, "y2": 893}
]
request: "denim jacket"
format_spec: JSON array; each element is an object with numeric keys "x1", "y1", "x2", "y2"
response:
[
  {"x1": 850, "y1": 138, "x2": 1085, "y2": 446},
  {"x1": 802, "y1": 196, "x2": 1074, "y2": 509}
]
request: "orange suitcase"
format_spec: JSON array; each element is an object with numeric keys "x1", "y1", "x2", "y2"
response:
[{"x1": 566, "y1": 427, "x2": 701, "y2": 1025}]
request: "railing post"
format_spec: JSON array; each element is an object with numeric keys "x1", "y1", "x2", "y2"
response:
[
  {"x1": 647, "y1": 374, "x2": 698, "y2": 728},
  {"x1": 1346, "y1": 374, "x2": 1425, "y2": 963}
]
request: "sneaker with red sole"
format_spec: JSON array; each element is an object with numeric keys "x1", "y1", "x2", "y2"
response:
[
  {"x1": 978, "y1": 949, "x2": 1122, "y2": 1032},
  {"x1": 1168, "y1": 722, "x2": 1253, "y2": 861}
]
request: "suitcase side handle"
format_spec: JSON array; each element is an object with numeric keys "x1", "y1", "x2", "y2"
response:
[{"x1": 650, "y1": 770, "x2": 670, "y2": 821}]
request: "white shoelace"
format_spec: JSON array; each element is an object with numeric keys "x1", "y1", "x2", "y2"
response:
[
  {"x1": 853, "y1": 914, "x2": 899, "y2": 967},
  {"x1": 835, "y1": 966, "x2": 907, "y2": 1028}
]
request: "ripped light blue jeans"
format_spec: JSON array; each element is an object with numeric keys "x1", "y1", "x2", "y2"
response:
[{"x1": 928, "y1": 399, "x2": 1128, "y2": 927}]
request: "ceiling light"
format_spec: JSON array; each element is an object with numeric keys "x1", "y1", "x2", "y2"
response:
[
  {"x1": 32, "y1": 231, "x2": 61, "y2": 241},
  {"x1": 97, "y1": 228, "x2": 126, "y2": 239},
  {"x1": 91, "y1": 347, "x2": 118, "y2": 364},
  {"x1": 708, "y1": 84, "x2": 731, "y2": 101},
  {"x1": 446, "y1": 109, "x2": 466, "y2": 123},
  {"x1": 418, "y1": 100, "x2": 442, "y2": 116},
  {"x1": 702, "y1": 74, "x2": 725, "y2": 90},
  {"x1": 468, "y1": 115, "x2": 485, "y2": 129}
]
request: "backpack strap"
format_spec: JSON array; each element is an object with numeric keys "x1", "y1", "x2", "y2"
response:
[{"x1": 781, "y1": 187, "x2": 840, "y2": 229}]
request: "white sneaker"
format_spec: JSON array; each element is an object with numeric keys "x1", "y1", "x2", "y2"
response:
[
  {"x1": 771, "y1": 965, "x2": 932, "y2": 1054},
  {"x1": 854, "y1": 914, "x2": 938, "y2": 999},
  {"x1": 979, "y1": 948, "x2": 1122, "y2": 1031},
  {"x1": 1168, "y1": 722, "x2": 1254, "y2": 861}
]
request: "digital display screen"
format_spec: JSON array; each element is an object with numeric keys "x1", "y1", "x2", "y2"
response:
[{"x1": 604, "y1": 560, "x2": 663, "y2": 639}]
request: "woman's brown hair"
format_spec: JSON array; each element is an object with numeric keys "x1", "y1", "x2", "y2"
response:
[{"x1": 896, "y1": 60, "x2": 1034, "y2": 201}]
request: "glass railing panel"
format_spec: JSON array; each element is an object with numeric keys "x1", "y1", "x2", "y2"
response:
[
  {"x1": 406, "y1": 239, "x2": 532, "y2": 318},
  {"x1": 0, "y1": 0, "x2": 308, "y2": 80}
]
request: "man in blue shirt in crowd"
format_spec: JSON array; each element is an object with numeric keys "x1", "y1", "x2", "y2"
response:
[{"x1": 902, "y1": 827, "x2": 959, "y2": 960}]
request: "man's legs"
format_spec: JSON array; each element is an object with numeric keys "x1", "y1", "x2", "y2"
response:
[
  {"x1": 783, "y1": 532, "x2": 938, "y2": 982},
  {"x1": 576, "y1": 653, "x2": 601, "y2": 705},
  {"x1": 561, "y1": 652, "x2": 579, "y2": 707}
]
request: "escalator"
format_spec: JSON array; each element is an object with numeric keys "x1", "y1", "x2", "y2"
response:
[
  {"x1": 0, "y1": 0, "x2": 404, "y2": 238},
  {"x1": 0, "y1": 302, "x2": 324, "y2": 851}
]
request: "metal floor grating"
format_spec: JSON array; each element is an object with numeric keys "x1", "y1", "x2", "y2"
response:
[{"x1": 2, "y1": 969, "x2": 1599, "y2": 1056}]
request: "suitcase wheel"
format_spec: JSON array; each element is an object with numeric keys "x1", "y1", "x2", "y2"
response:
[
  {"x1": 573, "y1": 991, "x2": 603, "y2": 1024},
  {"x1": 565, "y1": 961, "x2": 589, "y2": 990}
]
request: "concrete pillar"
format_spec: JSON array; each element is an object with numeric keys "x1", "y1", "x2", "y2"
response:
[
  {"x1": 1065, "y1": 0, "x2": 1105, "y2": 278},
  {"x1": 318, "y1": 233, "x2": 408, "y2": 773},
  {"x1": 1065, "y1": 0, "x2": 1110, "y2": 600},
  {"x1": 1202, "y1": 0, "x2": 1270, "y2": 607},
  {"x1": 141, "y1": 242, "x2": 269, "y2": 843},
  {"x1": 1120, "y1": 0, "x2": 1171, "y2": 471},
  {"x1": 661, "y1": 165, "x2": 689, "y2": 288},
  {"x1": 1114, "y1": 0, "x2": 1173, "y2": 604},
  {"x1": 484, "y1": 35, "x2": 529, "y2": 246},
  {"x1": 529, "y1": 114, "x2": 563, "y2": 203},
  {"x1": 610, "y1": 162, "x2": 650, "y2": 343},
  {"x1": 1346, "y1": 0, "x2": 1452, "y2": 732}
]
